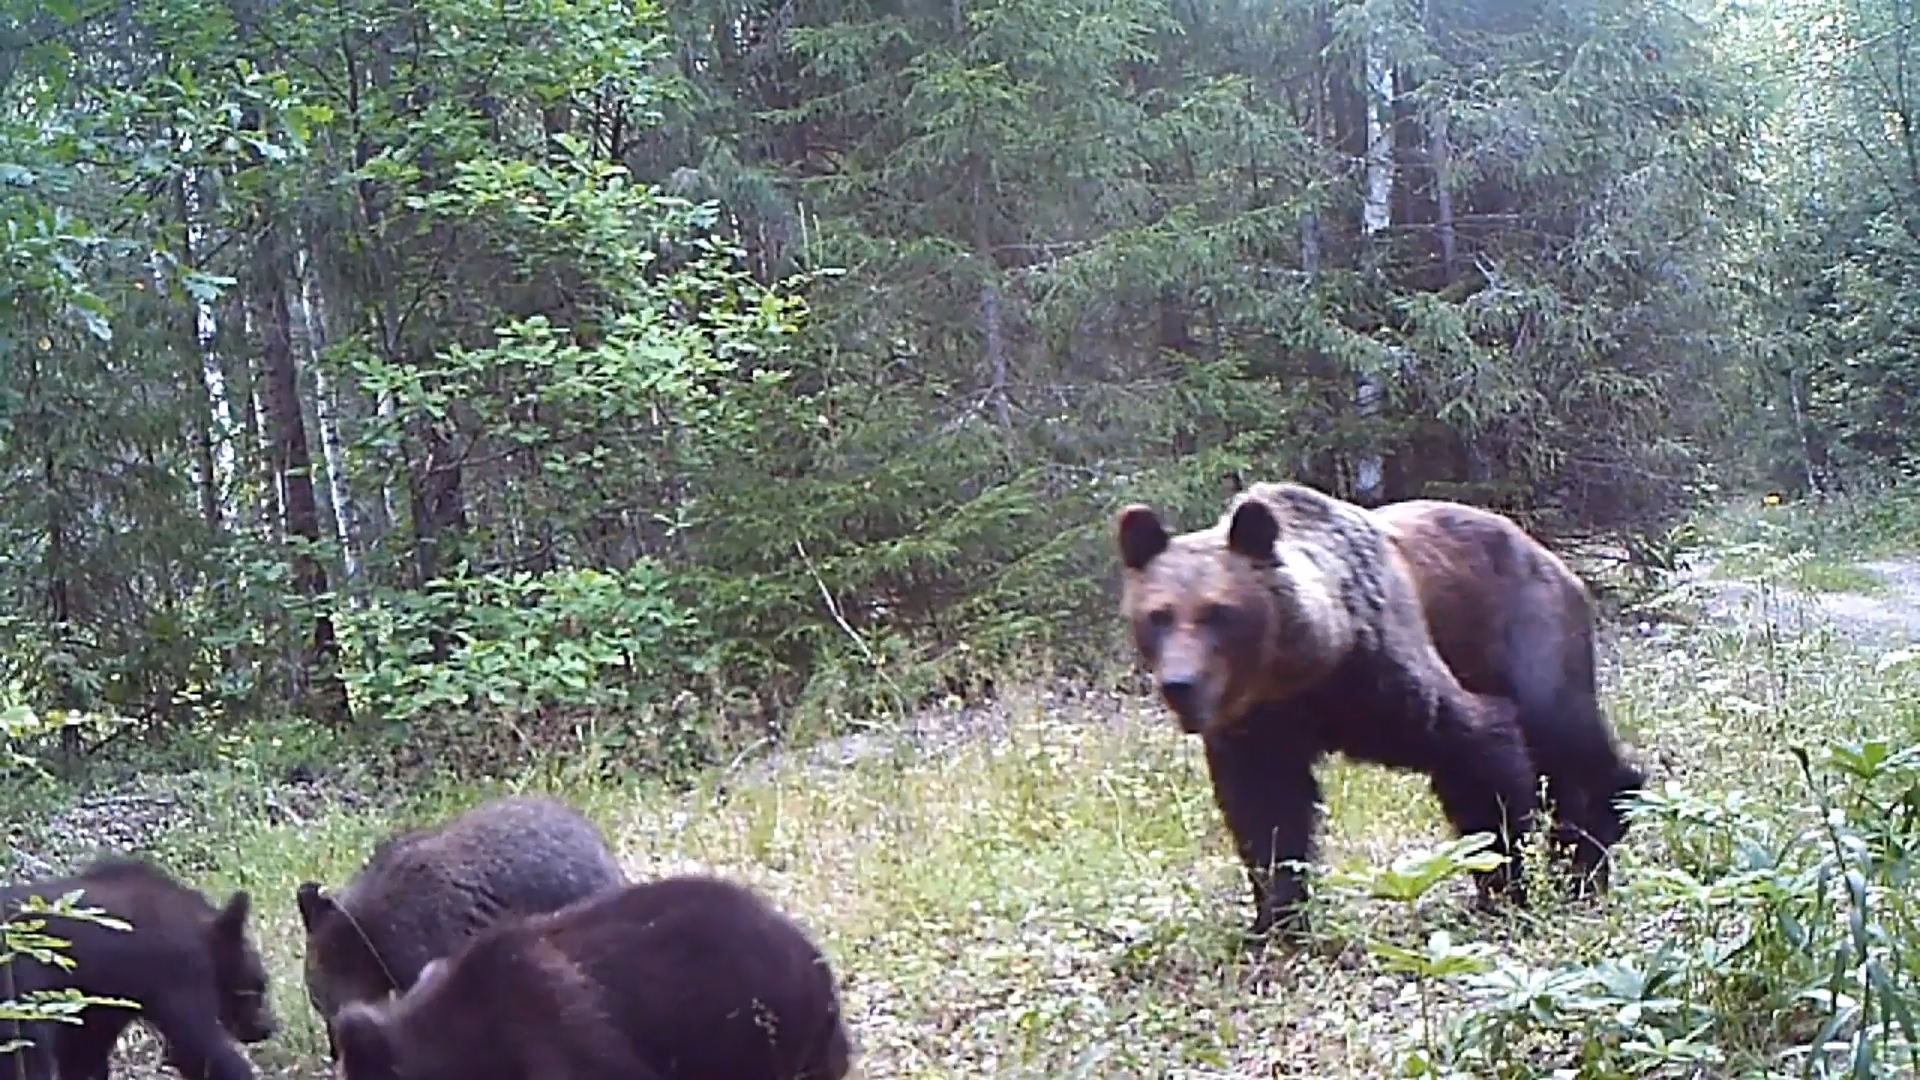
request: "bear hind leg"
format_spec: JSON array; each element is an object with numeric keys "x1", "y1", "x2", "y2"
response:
[
  {"x1": 1425, "y1": 695, "x2": 1541, "y2": 907},
  {"x1": 1502, "y1": 614, "x2": 1643, "y2": 885},
  {"x1": 1551, "y1": 756, "x2": 1648, "y2": 894}
]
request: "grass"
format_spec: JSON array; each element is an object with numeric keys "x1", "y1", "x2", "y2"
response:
[
  {"x1": 1679, "y1": 487, "x2": 1920, "y2": 596},
  {"x1": 1690, "y1": 481, "x2": 1920, "y2": 563},
  {"x1": 34, "y1": 492, "x2": 1920, "y2": 1078},
  {"x1": 1707, "y1": 549, "x2": 1889, "y2": 595},
  {"x1": 135, "y1": 692, "x2": 1475, "y2": 1077}
]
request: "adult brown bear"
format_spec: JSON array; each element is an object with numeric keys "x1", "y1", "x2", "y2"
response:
[
  {"x1": 1116, "y1": 480, "x2": 1542, "y2": 941},
  {"x1": 1372, "y1": 498, "x2": 1644, "y2": 883},
  {"x1": 327, "y1": 874, "x2": 855, "y2": 1080}
]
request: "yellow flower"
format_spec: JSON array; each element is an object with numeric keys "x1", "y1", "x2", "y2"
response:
[{"x1": 1763, "y1": 493, "x2": 1783, "y2": 507}]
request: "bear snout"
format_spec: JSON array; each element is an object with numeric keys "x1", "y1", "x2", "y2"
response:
[
  {"x1": 1157, "y1": 677, "x2": 1207, "y2": 733},
  {"x1": 238, "y1": 1010, "x2": 278, "y2": 1044}
]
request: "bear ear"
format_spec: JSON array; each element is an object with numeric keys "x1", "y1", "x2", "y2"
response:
[
  {"x1": 1116, "y1": 505, "x2": 1170, "y2": 571},
  {"x1": 415, "y1": 957, "x2": 449, "y2": 990},
  {"x1": 332, "y1": 1003, "x2": 396, "y2": 1078},
  {"x1": 213, "y1": 890, "x2": 253, "y2": 937},
  {"x1": 295, "y1": 881, "x2": 336, "y2": 932},
  {"x1": 1226, "y1": 498, "x2": 1281, "y2": 560}
]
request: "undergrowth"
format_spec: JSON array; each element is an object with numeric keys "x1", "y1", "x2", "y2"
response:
[{"x1": 8, "y1": 494, "x2": 1920, "y2": 1077}]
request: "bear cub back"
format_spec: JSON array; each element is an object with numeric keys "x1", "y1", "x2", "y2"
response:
[
  {"x1": 296, "y1": 795, "x2": 626, "y2": 1031},
  {"x1": 1, "y1": 854, "x2": 277, "y2": 1080},
  {"x1": 329, "y1": 874, "x2": 856, "y2": 1080}
]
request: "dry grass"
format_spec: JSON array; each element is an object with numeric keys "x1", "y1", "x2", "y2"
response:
[{"x1": 115, "y1": 669, "x2": 1686, "y2": 1074}]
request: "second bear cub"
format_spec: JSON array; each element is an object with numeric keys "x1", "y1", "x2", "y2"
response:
[{"x1": 329, "y1": 874, "x2": 855, "y2": 1080}]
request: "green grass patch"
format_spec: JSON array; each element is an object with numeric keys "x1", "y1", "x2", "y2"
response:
[
  {"x1": 27, "y1": 555, "x2": 1920, "y2": 1078},
  {"x1": 1707, "y1": 549, "x2": 1889, "y2": 595},
  {"x1": 1688, "y1": 482, "x2": 1920, "y2": 562}
]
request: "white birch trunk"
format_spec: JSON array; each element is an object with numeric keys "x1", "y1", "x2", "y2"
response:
[
  {"x1": 183, "y1": 173, "x2": 238, "y2": 520},
  {"x1": 375, "y1": 391, "x2": 401, "y2": 530},
  {"x1": 1354, "y1": 31, "x2": 1395, "y2": 502},
  {"x1": 239, "y1": 302, "x2": 285, "y2": 542},
  {"x1": 292, "y1": 238, "x2": 363, "y2": 592}
]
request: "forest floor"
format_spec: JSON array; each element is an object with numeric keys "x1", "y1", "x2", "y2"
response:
[{"x1": 18, "y1": 500, "x2": 1920, "y2": 1078}]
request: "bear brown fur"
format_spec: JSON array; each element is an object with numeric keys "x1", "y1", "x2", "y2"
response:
[
  {"x1": 327, "y1": 873, "x2": 855, "y2": 1080},
  {"x1": 295, "y1": 794, "x2": 626, "y2": 1047},
  {"x1": 1372, "y1": 498, "x2": 1645, "y2": 882},
  {"x1": 0, "y1": 854, "x2": 277, "y2": 1080},
  {"x1": 1116, "y1": 480, "x2": 1542, "y2": 941}
]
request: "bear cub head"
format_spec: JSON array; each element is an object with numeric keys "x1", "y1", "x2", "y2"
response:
[
  {"x1": 205, "y1": 888, "x2": 279, "y2": 1045},
  {"x1": 1117, "y1": 492, "x2": 1355, "y2": 735},
  {"x1": 295, "y1": 881, "x2": 390, "y2": 1024}
]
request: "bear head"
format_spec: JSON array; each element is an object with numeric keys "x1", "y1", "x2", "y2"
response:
[
  {"x1": 297, "y1": 881, "x2": 396, "y2": 1033},
  {"x1": 328, "y1": 935, "x2": 558, "y2": 1080},
  {"x1": 1116, "y1": 493, "x2": 1354, "y2": 735},
  {"x1": 330, "y1": 997, "x2": 408, "y2": 1080},
  {"x1": 207, "y1": 889, "x2": 279, "y2": 1045},
  {"x1": 327, "y1": 957, "x2": 457, "y2": 1080}
]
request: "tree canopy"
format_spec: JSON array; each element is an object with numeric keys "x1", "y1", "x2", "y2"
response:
[{"x1": 0, "y1": 0, "x2": 1902, "y2": 747}]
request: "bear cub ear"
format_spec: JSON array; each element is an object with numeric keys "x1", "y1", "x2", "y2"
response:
[
  {"x1": 1226, "y1": 498, "x2": 1281, "y2": 561},
  {"x1": 332, "y1": 1003, "x2": 395, "y2": 1078},
  {"x1": 213, "y1": 890, "x2": 254, "y2": 938},
  {"x1": 1116, "y1": 505, "x2": 1171, "y2": 571},
  {"x1": 295, "y1": 881, "x2": 336, "y2": 932}
]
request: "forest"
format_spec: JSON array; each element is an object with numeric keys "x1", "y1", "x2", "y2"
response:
[{"x1": 8, "y1": 0, "x2": 1920, "y2": 1074}]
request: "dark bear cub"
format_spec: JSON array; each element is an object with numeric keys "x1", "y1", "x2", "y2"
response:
[
  {"x1": 329, "y1": 874, "x2": 856, "y2": 1080},
  {"x1": 296, "y1": 794, "x2": 626, "y2": 1043},
  {"x1": 0, "y1": 855, "x2": 277, "y2": 1080},
  {"x1": 1117, "y1": 481, "x2": 1545, "y2": 942}
]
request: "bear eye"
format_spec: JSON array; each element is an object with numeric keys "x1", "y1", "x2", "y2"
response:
[
  {"x1": 1147, "y1": 608, "x2": 1174, "y2": 629},
  {"x1": 1198, "y1": 603, "x2": 1232, "y2": 628}
]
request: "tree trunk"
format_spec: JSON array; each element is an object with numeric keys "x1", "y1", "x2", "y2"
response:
[
  {"x1": 1353, "y1": 27, "x2": 1395, "y2": 505},
  {"x1": 408, "y1": 422, "x2": 469, "y2": 590},
  {"x1": 1429, "y1": 108, "x2": 1458, "y2": 283},
  {"x1": 1427, "y1": 98, "x2": 1490, "y2": 486},
  {"x1": 174, "y1": 171, "x2": 233, "y2": 534},
  {"x1": 1299, "y1": 6, "x2": 1329, "y2": 482},
  {"x1": 255, "y1": 224, "x2": 351, "y2": 725},
  {"x1": 293, "y1": 236, "x2": 363, "y2": 593},
  {"x1": 954, "y1": 0, "x2": 1011, "y2": 430},
  {"x1": 26, "y1": 352, "x2": 83, "y2": 759},
  {"x1": 975, "y1": 183, "x2": 1011, "y2": 431},
  {"x1": 238, "y1": 304, "x2": 283, "y2": 542}
]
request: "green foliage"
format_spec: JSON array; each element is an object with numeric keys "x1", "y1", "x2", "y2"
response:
[
  {"x1": 1419, "y1": 738, "x2": 1920, "y2": 1078},
  {"x1": 0, "y1": 0, "x2": 1880, "y2": 760},
  {"x1": 1727, "y1": 0, "x2": 1920, "y2": 490},
  {"x1": 0, "y1": 704, "x2": 131, "y2": 776},
  {"x1": 1, "y1": 894, "x2": 137, "y2": 1061},
  {"x1": 334, "y1": 561, "x2": 705, "y2": 727}
]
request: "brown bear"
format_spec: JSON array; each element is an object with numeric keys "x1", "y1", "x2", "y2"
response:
[
  {"x1": 327, "y1": 873, "x2": 855, "y2": 1080},
  {"x1": 1116, "y1": 480, "x2": 1542, "y2": 941},
  {"x1": 1372, "y1": 498, "x2": 1645, "y2": 884},
  {"x1": 295, "y1": 794, "x2": 626, "y2": 1050},
  {"x1": 0, "y1": 854, "x2": 277, "y2": 1080}
]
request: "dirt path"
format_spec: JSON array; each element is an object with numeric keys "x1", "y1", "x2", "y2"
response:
[{"x1": 1674, "y1": 555, "x2": 1920, "y2": 648}]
